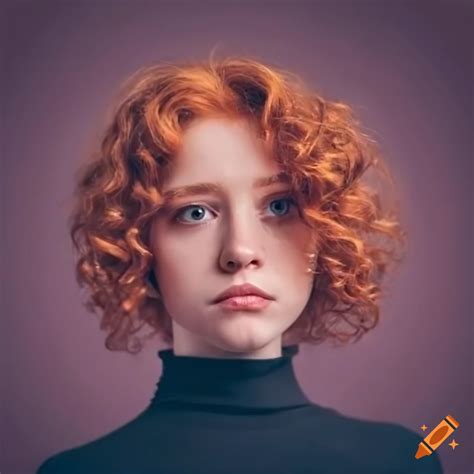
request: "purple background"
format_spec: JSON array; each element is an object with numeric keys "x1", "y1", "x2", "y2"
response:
[{"x1": 2, "y1": 1, "x2": 472, "y2": 473}]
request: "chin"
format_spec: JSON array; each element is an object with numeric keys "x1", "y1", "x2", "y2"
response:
[{"x1": 209, "y1": 332, "x2": 282, "y2": 357}]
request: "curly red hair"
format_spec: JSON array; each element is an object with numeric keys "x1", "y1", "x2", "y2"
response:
[{"x1": 69, "y1": 53, "x2": 407, "y2": 353}]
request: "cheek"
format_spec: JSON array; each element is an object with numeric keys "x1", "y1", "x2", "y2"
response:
[
  {"x1": 151, "y1": 232, "x2": 211, "y2": 298},
  {"x1": 273, "y1": 225, "x2": 316, "y2": 272},
  {"x1": 152, "y1": 251, "x2": 194, "y2": 316}
]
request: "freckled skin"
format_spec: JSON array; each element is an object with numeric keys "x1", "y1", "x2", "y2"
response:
[{"x1": 149, "y1": 117, "x2": 317, "y2": 359}]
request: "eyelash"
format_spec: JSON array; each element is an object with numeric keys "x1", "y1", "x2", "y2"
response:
[{"x1": 172, "y1": 194, "x2": 298, "y2": 225}]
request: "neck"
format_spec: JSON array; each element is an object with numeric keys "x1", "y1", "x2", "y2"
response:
[{"x1": 149, "y1": 344, "x2": 312, "y2": 412}]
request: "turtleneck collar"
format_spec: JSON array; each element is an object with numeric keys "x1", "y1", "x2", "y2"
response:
[{"x1": 149, "y1": 344, "x2": 312, "y2": 412}]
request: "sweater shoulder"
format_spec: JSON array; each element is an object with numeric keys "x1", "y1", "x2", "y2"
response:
[
  {"x1": 35, "y1": 409, "x2": 150, "y2": 474},
  {"x1": 309, "y1": 404, "x2": 444, "y2": 473},
  {"x1": 36, "y1": 452, "x2": 75, "y2": 474}
]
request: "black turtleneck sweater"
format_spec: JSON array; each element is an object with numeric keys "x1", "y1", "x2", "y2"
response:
[{"x1": 36, "y1": 345, "x2": 443, "y2": 474}]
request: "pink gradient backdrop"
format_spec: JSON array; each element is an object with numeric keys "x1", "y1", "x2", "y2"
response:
[{"x1": 2, "y1": 1, "x2": 472, "y2": 473}]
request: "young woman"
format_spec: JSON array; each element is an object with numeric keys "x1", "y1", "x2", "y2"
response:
[{"x1": 37, "y1": 55, "x2": 443, "y2": 473}]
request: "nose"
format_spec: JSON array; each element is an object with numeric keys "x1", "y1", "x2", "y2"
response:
[{"x1": 218, "y1": 207, "x2": 264, "y2": 273}]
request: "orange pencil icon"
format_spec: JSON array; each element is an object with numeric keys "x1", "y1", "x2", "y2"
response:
[{"x1": 415, "y1": 414, "x2": 460, "y2": 459}]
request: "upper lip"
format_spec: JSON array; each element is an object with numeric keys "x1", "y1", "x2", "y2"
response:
[{"x1": 212, "y1": 283, "x2": 275, "y2": 303}]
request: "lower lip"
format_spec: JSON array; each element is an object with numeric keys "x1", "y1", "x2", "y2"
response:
[{"x1": 215, "y1": 295, "x2": 272, "y2": 311}]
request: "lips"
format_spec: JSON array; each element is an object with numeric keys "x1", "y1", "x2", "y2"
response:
[{"x1": 212, "y1": 283, "x2": 275, "y2": 304}]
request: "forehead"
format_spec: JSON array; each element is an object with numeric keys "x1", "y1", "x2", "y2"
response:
[
  {"x1": 180, "y1": 116, "x2": 262, "y2": 149},
  {"x1": 166, "y1": 117, "x2": 280, "y2": 186}
]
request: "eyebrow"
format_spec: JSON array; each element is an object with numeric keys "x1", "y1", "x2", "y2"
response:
[{"x1": 161, "y1": 172, "x2": 291, "y2": 201}]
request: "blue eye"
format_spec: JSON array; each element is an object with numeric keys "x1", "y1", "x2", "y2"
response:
[
  {"x1": 173, "y1": 195, "x2": 297, "y2": 225},
  {"x1": 267, "y1": 196, "x2": 296, "y2": 217},
  {"x1": 174, "y1": 205, "x2": 213, "y2": 224}
]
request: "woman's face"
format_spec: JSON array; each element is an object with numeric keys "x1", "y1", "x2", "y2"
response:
[{"x1": 149, "y1": 117, "x2": 316, "y2": 358}]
